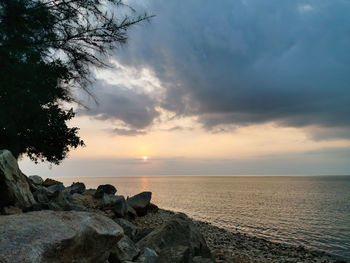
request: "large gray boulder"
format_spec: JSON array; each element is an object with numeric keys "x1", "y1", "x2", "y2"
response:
[
  {"x1": 0, "y1": 210, "x2": 124, "y2": 263},
  {"x1": 137, "y1": 213, "x2": 213, "y2": 263},
  {"x1": 0, "y1": 149, "x2": 36, "y2": 210},
  {"x1": 127, "y1": 192, "x2": 152, "y2": 216}
]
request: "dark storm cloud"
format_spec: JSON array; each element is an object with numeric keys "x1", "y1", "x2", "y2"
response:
[
  {"x1": 81, "y1": 80, "x2": 159, "y2": 129},
  {"x1": 111, "y1": 0, "x2": 350, "y2": 135}
]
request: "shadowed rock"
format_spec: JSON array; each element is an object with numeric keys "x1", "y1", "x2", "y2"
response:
[
  {"x1": 137, "y1": 213, "x2": 213, "y2": 263},
  {"x1": 135, "y1": 248, "x2": 158, "y2": 263},
  {"x1": 94, "y1": 184, "x2": 117, "y2": 198},
  {"x1": 126, "y1": 202, "x2": 138, "y2": 218},
  {"x1": 47, "y1": 183, "x2": 65, "y2": 194},
  {"x1": 0, "y1": 210, "x2": 124, "y2": 263},
  {"x1": 42, "y1": 178, "x2": 62, "y2": 187},
  {"x1": 67, "y1": 182, "x2": 86, "y2": 194},
  {"x1": 157, "y1": 246, "x2": 190, "y2": 263},
  {"x1": 33, "y1": 188, "x2": 50, "y2": 203},
  {"x1": 114, "y1": 218, "x2": 139, "y2": 241},
  {"x1": 100, "y1": 194, "x2": 127, "y2": 218},
  {"x1": 2, "y1": 205, "x2": 22, "y2": 215},
  {"x1": 112, "y1": 195, "x2": 127, "y2": 218},
  {"x1": 0, "y1": 149, "x2": 36, "y2": 210},
  {"x1": 28, "y1": 175, "x2": 44, "y2": 185},
  {"x1": 127, "y1": 192, "x2": 152, "y2": 216},
  {"x1": 109, "y1": 236, "x2": 139, "y2": 263},
  {"x1": 193, "y1": 256, "x2": 216, "y2": 263}
]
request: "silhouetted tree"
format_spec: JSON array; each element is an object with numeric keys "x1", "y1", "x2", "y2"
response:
[{"x1": 0, "y1": 0, "x2": 151, "y2": 164}]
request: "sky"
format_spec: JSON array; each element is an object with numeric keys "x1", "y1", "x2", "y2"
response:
[{"x1": 21, "y1": 0, "x2": 350, "y2": 177}]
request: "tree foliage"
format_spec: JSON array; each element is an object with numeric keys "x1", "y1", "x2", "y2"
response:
[{"x1": 0, "y1": 0, "x2": 150, "y2": 164}]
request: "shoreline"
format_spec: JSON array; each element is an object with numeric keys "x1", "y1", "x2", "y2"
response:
[
  {"x1": 1, "y1": 151, "x2": 348, "y2": 263},
  {"x1": 132, "y1": 209, "x2": 348, "y2": 263}
]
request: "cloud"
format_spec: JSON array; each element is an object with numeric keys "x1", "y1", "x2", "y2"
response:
[
  {"x1": 108, "y1": 0, "x2": 350, "y2": 138},
  {"x1": 112, "y1": 127, "x2": 146, "y2": 136},
  {"x1": 306, "y1": 126, "x2": 350, "y2": 141},
  {"x1": 298, "y1": 4, "x2": 315, "y2": 13},
  {"x1": 162, "y1": 126, "x2": 193, "y2": 132},
  {"x1": 80, "y1": 80, "x2": 160, "y2": 129}
]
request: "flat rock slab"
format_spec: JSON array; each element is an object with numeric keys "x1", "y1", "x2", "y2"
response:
[{"x1": 0, "y1": 210, "x2": 123, "y2": 263}]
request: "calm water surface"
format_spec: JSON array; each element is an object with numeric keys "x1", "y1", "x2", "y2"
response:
[{"x1": 57, "y1": 176, "x2": 350, "y2": 259}]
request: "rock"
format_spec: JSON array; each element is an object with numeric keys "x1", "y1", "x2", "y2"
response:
[
  {"x1": 192, "y1": 256, "x2": 215, "y2": 263},
  {"x1": 72, "y1": 192, "x2": 99, "y2": 209},
  {"x1": 102, "y1": 193, "x2": 119, "y2": 206},
  {"x1": 112, "y1": 195, "x2": 128, "y2": 218},
  {"x1": 0, "y1": 210, "x2": 123, "y2": 263},
  {"x1": 114, "y1": 218, "x2": 139, "y2": 240},
  {"x1": 3, "y1": 205, "x2": 22, "y2": 215},
  {"x1": 157, "y1": 246, "x2": 190, "y2": 263},
  {"x1": 126, "y1": 203, "x2": 138, "y2": 218},
  {"x1": 109, "y1": 236, "x2": 139, "y2": 263},
  {"x1": 137, "y1": 213, "x2": 213, "y2": 262},
  {"x1": 33, "y1": 188, "x2": 50, "y2": 203},
  {"x1": 135, "y1": 248, "x2": 158, "y2": 263},
  {"x1": 50, "y1": 190, "x2": 86, "y2": 212},
  {"x1": 147, "y1": 203, "x2": 159, "y2": 213},
  {"x1": 94, "y1": 184, "x2": 117, "y2": 198},
  {"x1": 84, "y1": 189, "x2": 97, "y2": 195},
  {"x1": 133, "y1": 228, "x2": 155, "y2": 243},
  {"x1": 47, "y1": 201, "x2": 63, "y2": 211},
  {"x1": 67, "y1": 182, "x2": 86, "y2": 194},
  {"x1": 51, "y1": 190, "x2": 74, "y2": 210},
  {"x1": 31, "y1": 183, "x2": 58, "y2": 204},
  {"x1": 47, "y1": 183, "x2": 65, "y2": 194},
  {"x1": 28, "y1": 175, "x2": 44, "y2": 185},
  {"x1": 29, "y1": 202, "x2": 50, "y2": 211},
  {"x1": 100, "y1": 194, "x2": 127, "y2": 218},
  {"x1": 42, "y1": 178, "x2": 62, "y2": 187},
  {"x1": 0, "y1": 149, "x2": 36, "y2": 210},
  {"x1": 127, "y1": 192, "x2": 152, "y2": 216},
  {"x1": 71, "y1": 192, "x2": 123, "y2": 214}
]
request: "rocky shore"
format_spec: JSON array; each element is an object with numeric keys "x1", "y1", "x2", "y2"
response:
[
  {"x1": 133, "y1": 209, "x2": 347, "y2": 263},
  {"x1": 0, "y1": 149, "x2": 214, "y2": 263},
  {"x1": 0, "y1": 149, "x2": 347, "y2": 263}
]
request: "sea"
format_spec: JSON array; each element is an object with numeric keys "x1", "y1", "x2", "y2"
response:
[{"x1": 57, "y1": 175, "x2": 350, "y2": 260}]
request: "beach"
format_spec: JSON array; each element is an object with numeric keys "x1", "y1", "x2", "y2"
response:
[
  {"x1": 56, "y1": 175, "x2": 350, "y2": 260},
  {"x1": 133, "y1": 209, "x2": 346, "y2": 263}
]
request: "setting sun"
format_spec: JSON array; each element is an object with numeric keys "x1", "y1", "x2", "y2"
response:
[{"x1": 142, "y1": 156, "x2": 148, "y2": 161}]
